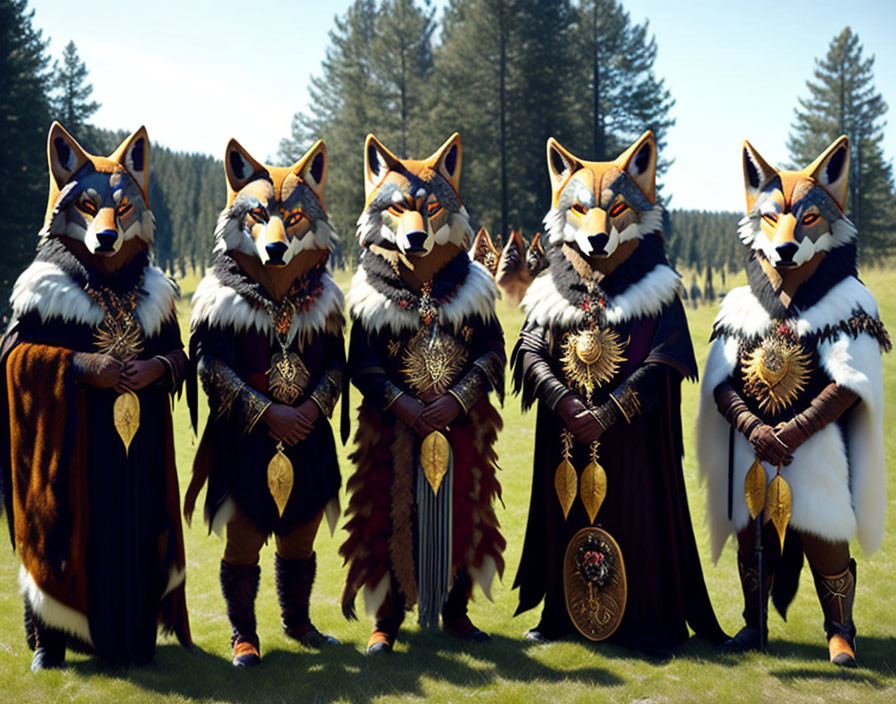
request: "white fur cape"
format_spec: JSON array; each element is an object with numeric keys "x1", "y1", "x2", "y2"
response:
[
  {"x1": 697, "y1": 276, "x2": 886, "y2": 562},
  {"x1": 9, "y1": 260, "x2": 178, "y2": 338},
  {"x1": 346, "y1": 259, "x2": 499, "y2": 334},
  {"x1": 190, "y1": 268, "x2": 344, "y2": 347},
  {"x1": 520, "y1": 262, "x2": 682, "y2": 328}
]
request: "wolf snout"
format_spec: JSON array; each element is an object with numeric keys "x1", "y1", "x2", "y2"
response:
[
  {"x1": 95, "y1": 230, "x2": 118, "y2": 251},
  {"x1": 587, "y1": 233, "x2": 609, "y2": 254},
  {"x1": 404, "y1": 231, "x2": 428, "y2": 253},
  {"x1": 265, "y1": 241, "x2": 288, "y2": 264},
  {"x1": 775, "y1": 242, "x2": 799, "y2": 266}
]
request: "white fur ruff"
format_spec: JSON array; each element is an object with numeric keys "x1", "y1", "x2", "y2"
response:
[
  {"x1": 190, "y1": 269, "x2": 344, "y2": 346},
  {"x1": 10, "y1": 261, "x2": 178, "y2": 337},
  {"x1": 346, "y1": 259, "x2": 499, "y2": 334},
  {"x1": 697, "y1": 277, "x2": 886, "y2": 561},
  {"x1": 520, "y1": 263, "x2": 682, "y2": 329},
  {"x1": 19, "y1": 565, "x2": 93, "y2": 646}
]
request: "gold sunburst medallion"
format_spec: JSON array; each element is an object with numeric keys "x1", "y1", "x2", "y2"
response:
[
  {"x1": 94, "y1": 312, "x2": 144, "y2": 362},
  {"x1": 401, "y1": 327, "x2": 468, "y2": 396},
  {"x1": 561, "y1": 327, "x2": 626, "y2": 396},
  {"x1": 267, "y1": 352, "x2": 310, "y2": 404},
  {"x1": 742, "y1": 338, "x2": 811, "y2": 414}
]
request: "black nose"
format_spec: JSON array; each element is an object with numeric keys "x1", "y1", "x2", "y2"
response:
[
  {"x1": 265, "y1": 241, "x2": 288, "y2": 263},
  {"x1": 776, "y1": 242, "x2": 799, "y2": 263},
  {"x1": 95, "y1": 230, "x2": 118, "y2": 251},
  {"x1": 587, "y1": 233, "x2": 609, "y2": 254},
  {"x1": 405, "y1": 231, "x2": 428, "y2": 253}
]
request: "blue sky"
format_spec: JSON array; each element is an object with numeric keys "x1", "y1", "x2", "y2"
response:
[{"x1": 29, "y1": 0, "x2": 896, "y2": 213}]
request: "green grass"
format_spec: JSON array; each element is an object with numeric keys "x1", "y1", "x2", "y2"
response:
[{"x1": 2, "y1": 267, "x2": 895, "y2": 703}]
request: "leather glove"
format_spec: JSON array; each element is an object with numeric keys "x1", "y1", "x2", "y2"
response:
[
  {"x1": 748, "y1": 423, "x2": 791, "y2": 466},
  {"x1": 556, "y1": 393, "x2": 603, "y2": 446}
]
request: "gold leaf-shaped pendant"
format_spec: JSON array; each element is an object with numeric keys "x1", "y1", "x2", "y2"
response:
[
  {"x1": 744, "y1": 458, "x2": 767, "y2": 520},
  {"x1": 555, "y1": 458, "x2": 578, "y2": 520},
  {"x1": 764, "y1": 473, "x2": 792, "y2": 553},
  {"x1": 267, "y1": 444, "x2": 295, "y2": 517},
  {"x1": 113, "y1": 390, "x2": 140, "y2": 455},
  {"x1": 580, "y1": 459, "x2": 607, "y2": 524},
  {"x1": 420, "y1": 431, "x2": 451, "y2": 494}
]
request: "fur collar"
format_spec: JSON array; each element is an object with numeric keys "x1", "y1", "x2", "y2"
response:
[
  {"x1": 10, "y1": 238, "x2": 178, "y2": 337},
  {"x1": 190, "y1": 253, "x2": 344, "y2": 346},
  {"x1": 711, "y1": 275, "x2": 888, "y2": 349},
  {"x1": 347, "y1": 248, "x2": 498, "y2": 334},
  {"x1": 521, "y1": 234, "x2": 682, "y2": 329}
]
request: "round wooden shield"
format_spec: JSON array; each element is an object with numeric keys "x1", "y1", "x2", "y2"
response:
[{"x1": 563, "y1": 526, "x2": 627, "y2": 641}]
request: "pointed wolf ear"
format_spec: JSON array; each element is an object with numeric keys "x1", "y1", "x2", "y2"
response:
[
  {"x1": 294, "y1": 139, "x2": 327, "y2": 200},
  {"x1": 428, "y1": 132, "x2": 462, "y2": 194},
  {"x1": 617, "y1": 131, "x2": 657, "y2": 203},
  {"x1": 47, "y1": 122, "x2": 90, "y2": 191},
  {"x1": 110, "y1": 126, "x2": 150, "y2": 200},
  {"x1": 546, "y1": 138, "x2": 582, "y2": 198},
  {"x1": 224, "y1": 138, "x2": 268, "y2": 204},
  {"x1": 806, "y1": 135, "x2": 850, "y2": 211},
  {"x1": 364, "y1": 134, "x2": 401, "y2": 203},
  {"x1": 742, "y1": 140, "x2": 777, "y2": 212}
]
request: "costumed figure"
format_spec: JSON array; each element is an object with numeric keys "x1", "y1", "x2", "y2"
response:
[
  {"x1": 341, "y1": 133, "x2": 506, "y2": 654},
  {"x1": 697, "y1": 137, "x2": 890, "y2": 667},
  {"x1": 470, "y1": 228, "x2": 546, "y2": 303},
  {"x1": 512, "y1": 132, "x2": 726, "y2": 653},
  {"x1": 185, "y1": 139, "x2": 344, "y2": 667},
  {"x1": 0, "y1": 123, "x2": 191, "y2": 670}
]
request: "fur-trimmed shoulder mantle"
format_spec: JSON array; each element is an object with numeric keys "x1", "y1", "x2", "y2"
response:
[
  {"x1": 346, "y1": 249, "x2": 499, "y2": 334},
  {"x1": 10, "y1": 242, "x2": 178, "y2": 338},
  {"x1": 711, "y1": 276, "x2": 890, "y2": 350},
  {"x1": 190, "y1": 254, "x2": 344, "y2": 345},
  {"x1": 521, "y1": 236, "x2": 682, "y2": 330}
]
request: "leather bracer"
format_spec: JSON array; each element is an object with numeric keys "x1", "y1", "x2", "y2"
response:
[{"x1": 198, "y1": 356, "x2": 271, "y2": 433}]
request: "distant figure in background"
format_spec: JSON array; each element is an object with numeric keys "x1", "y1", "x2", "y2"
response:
[
  {"x1": 689, "y1": 277, "x2": 702, "y2": 309},
  {"x1": 470, "y1": 227, "x2": 499, "y2": 277},
  {"x1": 186, "y1": 138, "x2": 344, "y2": 667},
  {"x1": 0, "y1": 123, "x2": 190, "y2": 670},
  {"x1": 497, "y1": 229, "x2": 546, "y2": 303},
  {"x1": 698, "y1": 137, "x2": 890, "y2": 667},
  {"x1": 512, "y1": 132, "x2": 726, "y2": 654}
]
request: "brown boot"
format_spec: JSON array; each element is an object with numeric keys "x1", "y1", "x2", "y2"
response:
[
  {"x1": 275, "y1": 553, "x2": 339, "y2": 648},
  {"x1": 220, "y1": 560, "x2": 261, "y2": 667},
  {"x1": 441, "y1": 569, "x2": 489, "y2": 642},
  {"x1": 718, "y1": 550, "x2": 772, "y2": 654},
  {"x1": 812, "y1": 560, "x2": 858, "y2": 668}
]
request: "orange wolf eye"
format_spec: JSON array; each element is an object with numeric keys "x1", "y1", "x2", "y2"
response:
[
  {"x1": 284, "y1": 211, "x2": 305, "y2": 229},
  {"x1": 762, "y1": 213, "x2": 778, "y2": 225},
  {"x1": 802, "y1": 213, "x2": 820, "y2": 226},
  {"x1": 571, "y1": 203, "x2": 588, "y2": 215},
  {"x1": 250, "y1": 207, "x2": 269, "y2": 222},
  {"x1": 387, "y1": 203, "x2": 406, "y2": 217},
  {"x1": 77, "y1": 198, "x2": 98, "y2": 216},
  {"x1": 427, "y1": 201, "x2": 443, "y2": 216},
  {"x1": 609, "y1": 202, "x2": 628, "y2": 218},
  {"x1": 116, "y1": 197, "x2": 133, "y2": 217}
]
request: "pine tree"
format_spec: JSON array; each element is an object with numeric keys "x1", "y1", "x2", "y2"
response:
[
  {"x1": 0, "y1": 0, "x2": 52, "y2": 301},
  {"x1": 788, "y1": 27, "x2": 895, "y2": 258},
  {"x1": 50, "y1": 40, "x2": 100, "y2": 132},
  {"x1": 571, "y1": 0, "x2": 675, "y2": 176}
]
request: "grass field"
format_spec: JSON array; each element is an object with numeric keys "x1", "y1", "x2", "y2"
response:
[{"x1": 1, "y1": 266, "x2": 894, "y2": 703}]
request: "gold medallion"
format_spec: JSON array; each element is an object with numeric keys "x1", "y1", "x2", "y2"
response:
[
  {"x1": 561, "y1": 327, "x2": 626, "y2": 396},
  {"x1": 267, "y1": 442, "x2": 294, "y2": 516},
  {"x1": 267, "y1": 352, "x2": 310, "y2": 404},
  {"x1": 420, "y1": 431, "x2": 451, "y2": 494},
  {"x1": 564, "y1": 527, "x2": 627, "y2": 641},
  {"x1": 742, "y1": 338, "x2": 811, "y2": 414},
  {"x1": 401, "y1": 327, "x2": 468, "y2": 396},
  {"x1": 113, "y1": 390, "x2": 140, "y2": 455}
]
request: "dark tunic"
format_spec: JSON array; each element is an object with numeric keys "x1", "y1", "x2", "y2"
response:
[
  {"x1": 0, "y1": 246, "x2": 190, "y2": 666},
  {"x1": 512, "y1": 240, "x2": 726, "y2": 651},
  {"x1": 187, "y1": 255, "x2": 343, "y2": 536}
]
